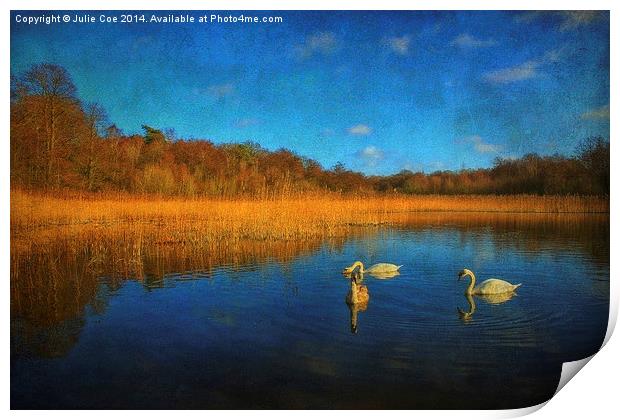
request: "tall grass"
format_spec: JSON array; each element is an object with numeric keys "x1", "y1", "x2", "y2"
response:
[
  {"x1": 11, "y1": 190, "x2": 608, "y2": 233},
  {"x1": 11, "y1": 188, "x2": 608, "y2": 275}
]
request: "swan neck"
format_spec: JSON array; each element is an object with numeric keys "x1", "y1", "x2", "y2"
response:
[{"x1": 466, "y1": 272, "x2": 476, "y2": 295}]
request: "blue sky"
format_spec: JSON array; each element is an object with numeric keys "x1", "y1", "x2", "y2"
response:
[{"x1": 11, "y1": 10, "x2": 610, "y2": 175}]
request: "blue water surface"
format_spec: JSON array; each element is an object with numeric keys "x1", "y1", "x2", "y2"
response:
[{"x1": 11, "y1": 215, "x2": 609, "y2": 409}]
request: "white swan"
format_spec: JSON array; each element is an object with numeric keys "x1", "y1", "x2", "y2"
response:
[
  {"x1": 458, "y1": 268, "x2": 521, "y2": 295},
  {"x1": 343, "y1": 261, "x2": 402, "y2": 275}
]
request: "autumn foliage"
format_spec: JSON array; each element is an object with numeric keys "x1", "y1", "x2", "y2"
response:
[{"x1": 11, "y1": 63, "x2": 610, "y2": 197}]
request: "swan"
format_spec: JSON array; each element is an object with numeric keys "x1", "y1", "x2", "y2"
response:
[
  {"x1": 343, "y1": 261, "x2": 402, "y2": 275},
  {"x1": 458, "y1": 268, "x2": 521, "y2": 295},
  {"x1": 345, "y1": 271, "x2": 369, "y2": 305}
]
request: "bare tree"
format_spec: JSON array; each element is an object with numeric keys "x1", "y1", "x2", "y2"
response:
[
  {"x1": 81, "y1": 103, "x2": 108, "y2": 190},
  {"x1": 19, "y1": 64, "x2": 78, "y2": 185}
]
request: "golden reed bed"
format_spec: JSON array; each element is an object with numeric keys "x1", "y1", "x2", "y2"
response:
[
  {"x1": 11, "y1": 190, "x2": 608, "y2": 261},
  {"x1": 10, "y1": 189, "x2": 608, "y2": 272},
  {"x1": 11, "y1": 190, "x2": 608, "y2": 232}
]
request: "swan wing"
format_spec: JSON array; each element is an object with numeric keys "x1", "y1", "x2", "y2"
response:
[
  {"x1": 475, "y1": 279, "x2": 521, "y2": 295},
  {"x1": 366, "y1": 263, "x2": 402, "y2": 273}
]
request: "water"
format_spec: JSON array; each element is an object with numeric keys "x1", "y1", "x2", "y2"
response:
[{"x1": 11, "y1": 214, "x2": 609, "y2": 409}]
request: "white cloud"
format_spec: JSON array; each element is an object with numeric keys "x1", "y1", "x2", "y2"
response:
[
  {"x1": 348, "y1": 124, "x2": 372, "y2": 136},
  {"x1": 475, "y1": 143, "x2": 501, "y2": 154},
  {"x1": 483, "y1": 61, "x2": 539, "y2": 84},
  {"x1": 356, "y1": 146, "x2": 384, "y2": 166},
  {"x1": 542, "y1": 46, "x2": 567, "y2": 63},
  {"x1": 208, "y1": 83, "x2": 235, "y2": 98},
  {"x1": 483, "y1": 45, "x2": 571, "y2": 84},
  {"x1": 560, "y1": 11, "x2": 602, "y2": 31},
  {"x1": 296, "y1": 32, "x2": 337, "y2": 58},
  {"x1": 514, "y1": 11, "x2": 604, "y2": 31},
  {"x1": 235, "y1": 118, "x2": 260, "y2": 127},
  {"x1": 387, "y1": 35, "x2": 411, "y2": 55},
  {"x1": 452, "y1": 33, "x2": 497, "y2": 48},
  {"x1": 581, "y1": 105, "x2": 610, "y2": 120},
  {"x1": 461, "y1": 135, "x2": 502, "y2": 154}
]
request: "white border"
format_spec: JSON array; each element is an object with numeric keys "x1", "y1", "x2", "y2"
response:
[{"x1": 3, "y1": 1, "x2": 617, "y2": 418}]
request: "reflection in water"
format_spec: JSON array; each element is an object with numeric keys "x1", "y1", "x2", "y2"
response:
[
  {"x1": 10, "y1": 212, "x2": 609, "y2": 409},
  {"x1": 10, "y1": 235, "x2": 348, "y2": 359},
  {"x1": 367, "y1": 271, "x2": 400, "y2": 280},
  {"x1": 457, "y1": 292, "x2": 516, "y2": 323},
  {"x1": 341, "y1": 270, "x2": 400, "y2": 281},
  {"x1": 458, "y1": 294, "x2": 477, "y2": 322},
  {"x1": 478, "y1": 292, "x2": 518, "y2": 305},
  {"x1": 346, "y1": 271, "x2": 370, "y2": 334},
  {"x1": 348, "y1": 301, "x2": 369, "y2": 334}
]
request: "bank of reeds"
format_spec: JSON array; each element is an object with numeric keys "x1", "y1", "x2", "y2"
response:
[
  {"x1": 10, "y1": 189, "x2": 607, "y2": 273},
  {"x1": 11, "y1": 190, "x2": 608, "y2": 235}
]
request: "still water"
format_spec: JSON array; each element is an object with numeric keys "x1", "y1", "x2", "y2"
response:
[{"x1": 11, "y1": 214, "x2": 609, "y2": 409}]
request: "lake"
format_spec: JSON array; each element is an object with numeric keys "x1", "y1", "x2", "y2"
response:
[{"x1": 10, "y1": 213, "x2": 609, "y2": 409}]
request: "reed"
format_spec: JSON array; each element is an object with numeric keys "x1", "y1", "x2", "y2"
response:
[
  {"x1": 11, "y1": 189, "x2": 608, "y2": 274},
  {"x1": 11, "y1": 190, "x2": 608, "y2": 233}
]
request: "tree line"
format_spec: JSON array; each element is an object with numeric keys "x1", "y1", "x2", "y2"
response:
[{"x1": 10, "y1": 63, "x2": 610, "y2": 197}]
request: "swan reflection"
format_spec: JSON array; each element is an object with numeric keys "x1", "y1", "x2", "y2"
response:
[
  {"x1": 348, "y1": 301, "x2": 369, "y2": 334},
  {"x1": 345, "y1": 270, "x2": 369, "y2": 334},
  {"x1": 343, "y1": 261, "x2": 402, "y2": 275},
  {"x1": 341, "y1": 270, "x2": 400, "y2": 280},
  {"x1": 457, "y1": 291, "x2": 516, "y2": 322},
  {"x1": 367, "y1": 271, "x2": 400, "y2": 280}
]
